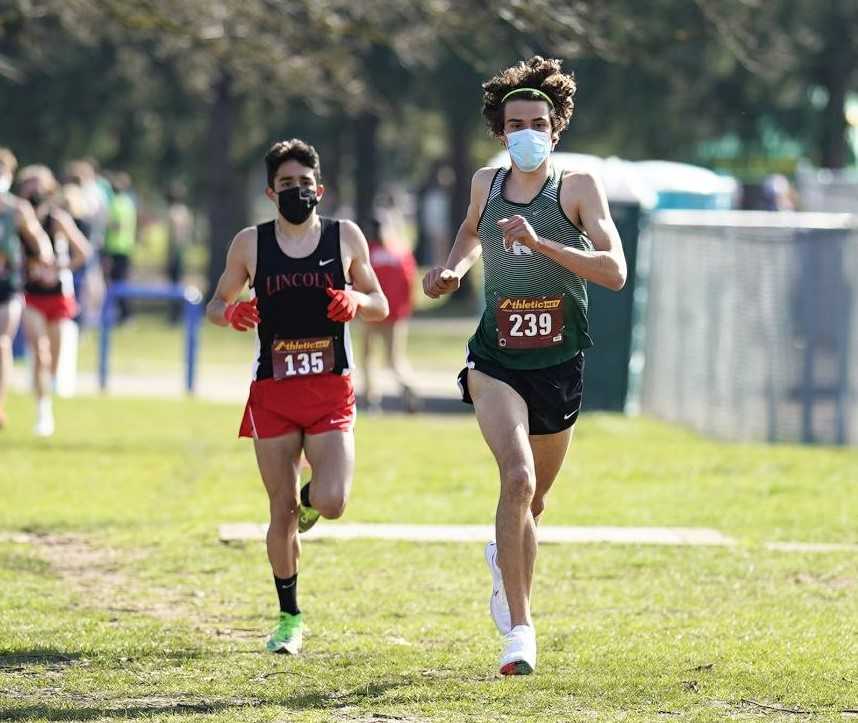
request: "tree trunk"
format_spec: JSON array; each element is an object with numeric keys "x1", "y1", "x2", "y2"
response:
[
  {"x1": 447, "y1": 115, "x2": 471, "y2": 246},
  {"x1": 818, "y1": 2, "x2": 854, "y2": 169},
  {"x1": 447, "y1": 112, "x2": 477, "y2": 305},
  {"x1": 205, "y1": 71, "x2": 248, "y2": 295},
  {"x1": 820, "y1": 71, "x2": 850, "y2": 169},
  {"x1": 353, "y1": 112, "x2": 379, "y2": 236},
  {"x1": 321, "y1": 121, "x2": 346, "y2": 215}
]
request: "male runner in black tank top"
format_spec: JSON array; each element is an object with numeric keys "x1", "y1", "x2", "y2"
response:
[{"x1": 207, "y1": 139, "x2": 388, "y2": 655}]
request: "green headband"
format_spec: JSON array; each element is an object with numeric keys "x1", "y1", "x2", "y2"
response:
[{"x1": 501, "y1": 88, "x2": 555, "y2": 109}]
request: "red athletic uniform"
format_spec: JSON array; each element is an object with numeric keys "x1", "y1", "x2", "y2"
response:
[
  {"x1": 368, "y1": 243, "x2": 415, "y2": 323},
  {"x1": 23, "y1": 210, "x2": 78, "y2": 322}
]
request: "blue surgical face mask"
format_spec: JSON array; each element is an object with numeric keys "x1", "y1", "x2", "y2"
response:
[{"x1": 505, "y1": 129, "x2": 552, "y2": 172}]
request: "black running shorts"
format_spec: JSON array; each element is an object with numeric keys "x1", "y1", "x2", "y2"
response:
[{"x1": 457, "y1": 351, "x2": 585, "y2": 435}]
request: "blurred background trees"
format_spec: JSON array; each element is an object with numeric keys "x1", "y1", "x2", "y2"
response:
[{"x1": 2, "y1": 0, "x2": 856, "y2": 290}]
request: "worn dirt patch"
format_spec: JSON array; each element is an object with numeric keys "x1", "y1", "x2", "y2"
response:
[
  {"x1": 5, "y1": 532, "x2": 192, "y2": 624},
  {"x1": 792, "y1": 571, "x2": 856, "y2": 591},
  {"x1": 3, "y1": 531, "x2": 264, "y2": 646}
]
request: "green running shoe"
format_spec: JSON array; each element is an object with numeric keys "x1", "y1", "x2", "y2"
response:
[
  {"x1": 265, "y1": 612, "x2": 303, "y2": 654},
  {"x1": 298, "y1": 483, "x2": 320, "y2": 533}
]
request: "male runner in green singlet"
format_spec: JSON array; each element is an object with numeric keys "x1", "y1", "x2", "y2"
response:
[{"x1": 423, "y1": 57, "x2": 627, "y2": 675}]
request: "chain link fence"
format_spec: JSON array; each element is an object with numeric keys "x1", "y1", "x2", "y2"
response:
[
  {"x1": 635, "y1": 211, "x2": 858, "y2": 445},
  {"x1": 797, "y1": 166, "x2": 858, "y2": 213}
]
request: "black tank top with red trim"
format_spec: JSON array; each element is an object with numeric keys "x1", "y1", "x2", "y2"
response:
[
  {"x1": 23, "y1": 210, "x2": 71, "y2": 297},
  {"x1": 252, "y1": 217, "x2": 351, "y2": 381}
]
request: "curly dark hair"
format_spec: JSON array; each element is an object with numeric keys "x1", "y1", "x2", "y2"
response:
[
  {"x1": 264, "y1": 138, "x2": 320, "y2": 188},
  {"x1": 482, "y1": 56, "x2": 576, "y2": 140}
]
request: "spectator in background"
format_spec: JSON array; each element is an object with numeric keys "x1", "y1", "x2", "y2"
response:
[
  {"x1": 361, "y1": 216, "x2": 420, "y2": 413},
  {"x1": 16, "y1": 164, "x2": 90, "y2": 436},
  {"x1": 165, "y1": 181, "x2": 194, "y2": 324},
  {"x1": 761, "y1": 174, "x2": 797, "y2": 211},
  {"x1": 102, "y1": 171, "x2": 137, "y2": 323},
  {"x1": 418, "y1": 163, "x2": 454, "y2": 267},
  {"x1": 60, "y1": 181, "x2": 93, "y2": 321},
  {"x1": 65, "y1": 159, "x2": 108, "y2": 326},
  {"x1": 66, "y1": 160, "x2": 109, "y2": 247},
  {"x1": 0, "y1": 149, "x2": 54, "y2": 430}
]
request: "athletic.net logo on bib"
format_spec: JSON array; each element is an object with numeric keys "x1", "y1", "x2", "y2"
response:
[
  {"x1": 496, "y1": 296, "x2": 565, "y2": 349},
  {"x1": 272, "y1": 336, "x2": 335, "y2": 379}
]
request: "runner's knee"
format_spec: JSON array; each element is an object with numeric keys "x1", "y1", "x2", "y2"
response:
[
  {"x1": 268, "y1": 510, "x2": 297, "y2": 540},
  {"x1": 500, "y1": 464, "x2": 535, "y2": 505},
  {"x1": 313, "y1": 489, "x2": 347, "y2": 519},
  {"x1": 269, "y1": 489, "x2": 299, "y2": 532},
  {"x1": 33, "y1": 339, "x2": 51, "y2": 368}
]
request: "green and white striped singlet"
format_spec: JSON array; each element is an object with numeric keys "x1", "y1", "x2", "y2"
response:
[
  {"x1": 468, "y1": 165, "x2": 594, "y2": 369},
  {"x1": 0, "y1": 193, "x2": 22, "y2": 299}
]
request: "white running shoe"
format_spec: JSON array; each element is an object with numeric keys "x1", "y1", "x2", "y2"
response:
[
  {"x1": 499, "y1": 624, "x2": 537, "y2": 676},
  {"x1": 485, "y1": 541, "x2": 512, "y2": 635},
  {"x1": 34, "y1": 404, "x2": 54, "y2": 437}
]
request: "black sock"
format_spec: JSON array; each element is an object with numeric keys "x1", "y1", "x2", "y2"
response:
[
  {"x1": 300, "y1": 482, "x2": 312, "y2": 508},
  {"x1": 274, "y1": 574, "x2": 300, "y2": 615}
]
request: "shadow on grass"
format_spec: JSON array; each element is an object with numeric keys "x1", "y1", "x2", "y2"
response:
[
  {"x1": 0, "y1": 648, "x2": 209, "y2": 672},
  {"x1": 0, "y1": 701, "x2": 236, "y2": 721},
  {"x1": 0, "y1": 649, "x2": 82, "y2": 671},
  {"x1": 280, "y1": 677, "x2": 416, "y2": 711}
]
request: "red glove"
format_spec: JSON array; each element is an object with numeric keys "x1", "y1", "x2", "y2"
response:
[
  {"x1": 326, "y1": 287, "x2": 360, "y2": 322},
  {"x1": 224, "y1": 298, "x2": 260, "y2": 331}
]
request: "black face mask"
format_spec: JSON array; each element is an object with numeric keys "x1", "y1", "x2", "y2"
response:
[{"x1": 277, "y1": 186, "x2": 318, "y2": 225}]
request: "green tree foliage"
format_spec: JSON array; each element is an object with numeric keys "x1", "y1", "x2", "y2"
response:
[{"x1": 1, "y1": 0, "x2": 856, "y2": 291}]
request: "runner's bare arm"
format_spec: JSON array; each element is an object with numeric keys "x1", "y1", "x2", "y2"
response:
[
  {"x1": 340, "y1": 220, "x2": 389, "y2": 322},
  {"x1": 496, "y1": 171, "x2": 627, "y2": 291},
  {"x1": 206, "y1": 227, "x2": 256, "y2": 326},
  {"x1": 16, "y1": 198, "x2": 53, "y2": 263},
  {"x1": 422, "y1": 167, "x2": 493, "y2": 298},
  {"x1": 52, "y1": 208, "x2": 92, "y2": 270}
]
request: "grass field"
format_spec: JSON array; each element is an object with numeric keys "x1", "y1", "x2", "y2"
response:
[{"x1": 2, "y1": 393, "x2": 857, "y2": 721}]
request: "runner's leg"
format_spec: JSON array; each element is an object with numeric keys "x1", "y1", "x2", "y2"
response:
[
  {"x1": 46, "y1": 318, "x2": 62, "y2": 378},
  {"x1": 361, "y1": 324, "x2": 379, "y2": 408},
  {"x1": 468, "y1": 368, "x2": 535, "y2": 628},
  {"x1": 384, "y1": 321, "x2": 410, "y2": 390},
  {"x1": 302, "y1": 429, "x2": 354, "y2": 520},
  {"x1": 23, "y1": 307, "x2": 50, "y2": 399},
  {"x1": 523, "y1": 427, "x2": 573, "y2": 597},
  {"x1": 530, "y1": 427, "x2": 573, "y2": 522},
  {"x1": 384, "y1": 320, "x2": 418, "y2": 410},
  {"x1": 0, "y1": 298, "x2": 22, "y2": 425},
  {"x1": 254, "y1": 432, "x2": 304, "y2": 578}
]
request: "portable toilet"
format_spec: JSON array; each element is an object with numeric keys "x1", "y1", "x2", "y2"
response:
[{"x1": 634, "y1": 160, "x2": 738, "y2": 210}]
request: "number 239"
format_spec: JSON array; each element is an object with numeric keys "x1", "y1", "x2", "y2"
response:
[{"x1": 509, "y1": 312, "x2": 552, "y2": 337}]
